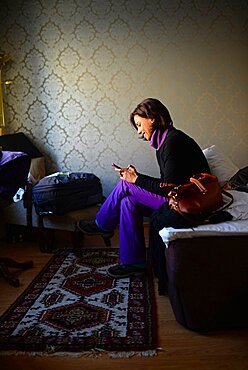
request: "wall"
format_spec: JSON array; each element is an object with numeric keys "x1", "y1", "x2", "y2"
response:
[{"x1": 1, "y1": 0, "x2": 247, "y2": 196}]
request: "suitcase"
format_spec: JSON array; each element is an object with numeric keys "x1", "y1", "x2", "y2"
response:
[{"x1": 32, "y1": 172, "x2": 104, "y2": 215}]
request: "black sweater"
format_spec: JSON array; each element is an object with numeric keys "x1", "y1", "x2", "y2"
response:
[{"x1": 135, "y1": 128, "x2": 210, "y2": 196}]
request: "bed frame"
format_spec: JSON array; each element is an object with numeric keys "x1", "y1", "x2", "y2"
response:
[{"x1": 165, "y1": 235, "x2": 248, "y2": 331}]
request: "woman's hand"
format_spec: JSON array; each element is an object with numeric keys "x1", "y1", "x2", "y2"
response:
[{"x1": 115, "y1": 165, "x2": 138, "y2": 183}]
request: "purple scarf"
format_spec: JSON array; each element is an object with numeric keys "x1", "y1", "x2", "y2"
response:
[{"x1": 150, "y1": 124, "x2": 173, "y2": 150}]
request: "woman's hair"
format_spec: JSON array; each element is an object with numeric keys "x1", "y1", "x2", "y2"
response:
[{"x1": 130, "y1": 98, "x2": 173, "y2": 131}]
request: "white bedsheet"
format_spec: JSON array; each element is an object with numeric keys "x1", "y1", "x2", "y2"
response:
[{"x1": 159, "y1": 190, "x2": 248, "y2": 246}]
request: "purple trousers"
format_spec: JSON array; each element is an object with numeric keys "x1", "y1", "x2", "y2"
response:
[{"x1": 96, "y1": 180, "x2": 166, "y2": 265}]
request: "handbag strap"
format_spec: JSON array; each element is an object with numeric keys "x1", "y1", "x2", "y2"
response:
[{"x1": 190, "y1": 177, "x2": 207, "y2": 193}]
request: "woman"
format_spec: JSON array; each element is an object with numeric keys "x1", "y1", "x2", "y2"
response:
[{"x1": 77, "y1": 98, "x2": 210, "y2": 279}]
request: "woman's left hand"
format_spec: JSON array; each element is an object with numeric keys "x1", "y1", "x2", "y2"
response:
[{"x1": 117, "y1": 165, "x2": 138, "y2": 183}]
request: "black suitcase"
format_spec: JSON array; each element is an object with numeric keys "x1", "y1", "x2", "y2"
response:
[{"x1": 32, "y1": 172, "x2": 104, "y2": 215}]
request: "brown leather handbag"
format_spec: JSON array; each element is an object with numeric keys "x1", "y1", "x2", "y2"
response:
[{"x1": 160, "y1": 173, "x2": 233, "y2": 223}]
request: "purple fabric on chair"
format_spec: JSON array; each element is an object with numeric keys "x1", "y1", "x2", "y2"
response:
[{"x1": 0, "y1": 151, "x2": 31, "y2": 202}]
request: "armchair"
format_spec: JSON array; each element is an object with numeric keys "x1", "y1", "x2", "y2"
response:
[
  {"x1": 0, "y1": 132, "x2": 110, "y2": 260},
  {"x1": 0, "y1": 132, "x2": 44, "y2": 286}
]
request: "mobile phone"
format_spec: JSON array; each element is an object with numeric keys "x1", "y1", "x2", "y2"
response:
[{"x1": 112, "y1": 163, "x2": 121, "y2": 169}]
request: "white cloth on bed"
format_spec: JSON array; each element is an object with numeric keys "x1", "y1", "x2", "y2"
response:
[
  {"x1": 159, "y1": 219, "x2": 248, "y2": 245},
  {"x1": 222, "y1": 190, "x2": 248, "y2": 220}
]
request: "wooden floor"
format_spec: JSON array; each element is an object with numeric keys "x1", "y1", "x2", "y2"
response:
[{"x1": 0, "y1": 227, "x2": 248, "y2": 370}]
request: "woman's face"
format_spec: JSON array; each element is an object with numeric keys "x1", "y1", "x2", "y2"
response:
[{"x1": 133, "y1": 114, "x2": 155, "y2": 141}]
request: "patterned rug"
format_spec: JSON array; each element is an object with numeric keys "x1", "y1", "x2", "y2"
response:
[{"x1": 0, "y1": 248, "x2": 158, "y2": 357}]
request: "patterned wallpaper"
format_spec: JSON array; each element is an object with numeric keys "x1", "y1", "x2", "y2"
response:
[{"x1": 1, "y1": 0, "x2": 248, "y2": 195}]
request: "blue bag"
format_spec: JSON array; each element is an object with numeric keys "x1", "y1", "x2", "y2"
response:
[{"x1": 32, "y1": 172, "x2": 104, "y2": 215}]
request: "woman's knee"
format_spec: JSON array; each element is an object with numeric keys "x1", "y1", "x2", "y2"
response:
[{"x1": 120, "y1": 196, "x2": 136, "y2": 213}]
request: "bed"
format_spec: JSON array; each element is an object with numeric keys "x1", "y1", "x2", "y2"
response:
[{"x1": 158, "y1": 145, "x2": 248, "y2": 331}]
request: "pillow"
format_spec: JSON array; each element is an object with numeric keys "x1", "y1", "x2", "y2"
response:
[{"x1": 203, "y1": 145, "x2": 239, "y2": 186}]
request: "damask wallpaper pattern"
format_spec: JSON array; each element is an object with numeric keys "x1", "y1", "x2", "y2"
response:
[{"x1": 1, "y1": 0, "x2": 247, "y2": 195}]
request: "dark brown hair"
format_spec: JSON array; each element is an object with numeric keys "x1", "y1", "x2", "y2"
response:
[{"x1": 130, "y1": 98, "x2": 173, "y2": 131}]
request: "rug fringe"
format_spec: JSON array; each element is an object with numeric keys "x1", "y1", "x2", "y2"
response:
[
  {"x1": 108, "y1": 349, "x2": 158, "y2": 358},
  {"x1": 0, "y1": 350, "x2": 87, "y2": 357},
  {"x1": 0, "y1": 348, "x2": 161, "y2": 358}
]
